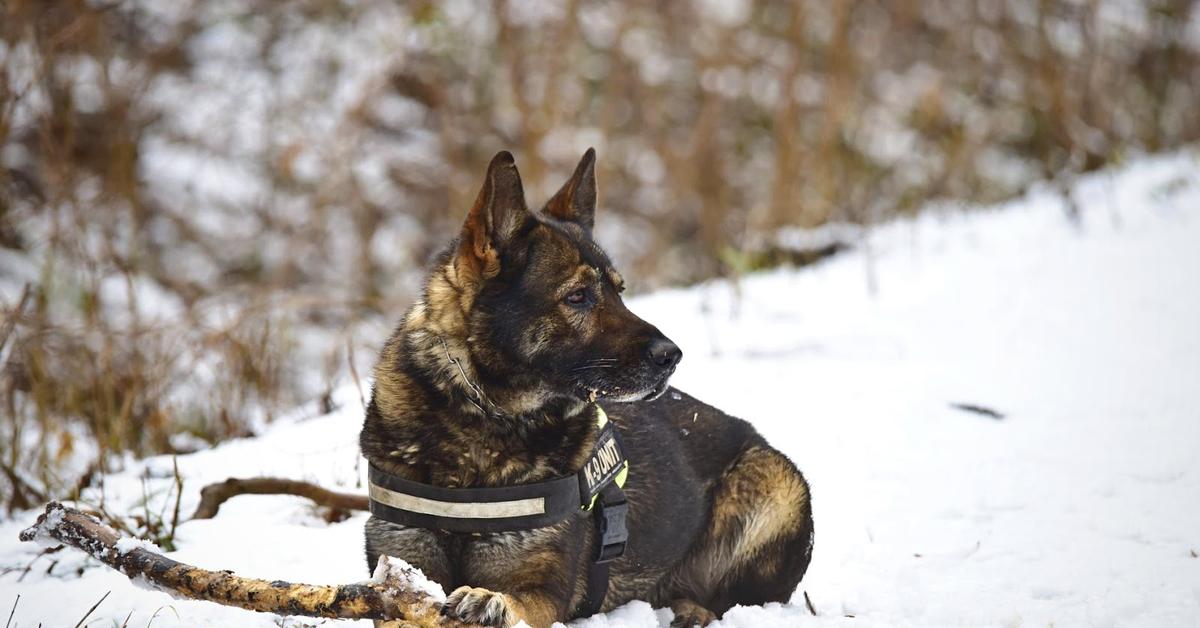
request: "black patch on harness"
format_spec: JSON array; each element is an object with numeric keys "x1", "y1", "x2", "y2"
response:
[{"x1": 579, "y1": 422, "x2": 627, "y2": 505}]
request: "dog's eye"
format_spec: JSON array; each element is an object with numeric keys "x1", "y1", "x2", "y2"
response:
[{"x1": 564, "y1": 289, "x2": 590, "y2": 307}]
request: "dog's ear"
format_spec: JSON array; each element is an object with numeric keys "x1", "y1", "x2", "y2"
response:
[
  {"x1": 459, "y1": 151, "x2": 530, "y2": 278},
  {"x1": 544, "y1": 148, "x2": 597, "y2": 230}
]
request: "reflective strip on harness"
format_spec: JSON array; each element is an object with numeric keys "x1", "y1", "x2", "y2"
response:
[{"x1": 368, "y1": 483, "x2": 546, "y2": 519}]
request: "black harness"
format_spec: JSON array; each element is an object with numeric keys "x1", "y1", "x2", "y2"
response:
[{"x1": 367, "y1": 406, "x2": 630, "y2": 616}]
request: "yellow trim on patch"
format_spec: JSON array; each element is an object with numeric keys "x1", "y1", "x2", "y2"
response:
[{"x1": 614, "y1": 461, "x2": 629, "y2": 489}]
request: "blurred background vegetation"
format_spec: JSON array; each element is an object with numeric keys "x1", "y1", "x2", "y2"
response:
[{"x1": 1, "y1": 0, "x2": 1198, "y2": 511}]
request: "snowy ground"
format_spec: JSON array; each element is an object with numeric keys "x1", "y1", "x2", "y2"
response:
[{"x1": 2, "y1": 152, "x2": 1199, "y2": 627}]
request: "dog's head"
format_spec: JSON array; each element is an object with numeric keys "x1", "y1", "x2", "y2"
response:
[{"x1": 437, "y1": 149, "x2": 681, "y2": 411}]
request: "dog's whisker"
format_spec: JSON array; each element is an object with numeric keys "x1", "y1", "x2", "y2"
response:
[{"x1": 579, "y1": 359, "x2": 619, "y2": 366}]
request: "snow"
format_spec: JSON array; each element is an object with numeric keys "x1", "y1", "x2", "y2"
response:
[
  {"x1": 2, "y1": 151, "x2": 1200, "y2": 626},
  {"x1": 115, "y1": 536, "x2": 164, "y2": 556},
  {"x1": 372, "y1": 555, "x2": 446, "y2": 603},
  {"x1": 20, "y1": 505, "x2": 65, "y2": 550}
]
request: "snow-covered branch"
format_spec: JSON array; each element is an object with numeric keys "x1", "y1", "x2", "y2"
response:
[{"x1": 18, "y1": 502, "x2": 476, "y2": 627}]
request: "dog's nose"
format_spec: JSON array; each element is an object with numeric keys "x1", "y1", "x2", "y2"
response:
[{"x1": 648, "y1": 338, "x2": 682, "y2": 369}]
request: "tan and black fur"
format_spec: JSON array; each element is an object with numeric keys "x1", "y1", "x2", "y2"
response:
[{"x1": 360, "y1": 150, "x2": 813, "y2": 627}]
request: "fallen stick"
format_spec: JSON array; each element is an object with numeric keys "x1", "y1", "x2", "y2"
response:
[
  {"x1": 192, "y1": 477, "x2": 369, "y2": 520},
  {"x1": 19, "y1": 502, "x2": 475, "y2": 627}
]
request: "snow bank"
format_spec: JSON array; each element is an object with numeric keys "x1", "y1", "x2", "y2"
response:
[{"x1": 2, "y1": 150, "x2": 1199, "y2": 626}]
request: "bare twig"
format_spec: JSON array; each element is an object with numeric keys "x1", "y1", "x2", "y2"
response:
[
  {"x1": 803, "y1": 590, "x2": 817, "y2": 616},
  {"x1": 73, "y1": 590, "x2": 110, "y2": 628},
  {"x1": 5, "y1": 594, "x2": 18, "y2": 628},
  {"x1": 348, "y1": 338, "x2": 367, "y2": 413},
  {"x1": 0, "y1": 283, "x2": 32, "y2": 355},
  {"x1": 191, "y1": 477, "x2": 368, "y2": 520},
  {"x1": 144, "y1": 605, "x2": 179, "y2": 627},
  {"x1": 948, "y1": 402, "x2": 1006, "y2": 420},
  {"x1": 168, "y1": 457, "x2": 183, "y2": 543},
  {"x1": 19, "y1": 502, "x2": 473, "y2": 625},
  {"x1": 0, "y1": 460, "x2": 48, "y2": 512},
  {"x1": 9, "y1": 544, "x2": 63, "y2": 582}
]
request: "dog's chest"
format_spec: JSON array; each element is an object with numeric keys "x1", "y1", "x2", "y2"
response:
[
  {"x1": 443, "y1": 520, "x2": 586, "y2": 584},
  {"x1": 419, "y1": 421, "x2": 596, "y2": 488}
]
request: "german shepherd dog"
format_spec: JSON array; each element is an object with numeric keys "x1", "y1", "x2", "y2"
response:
[{"x1": 360, "y1": 150, "x2": 813, "y2": 627}]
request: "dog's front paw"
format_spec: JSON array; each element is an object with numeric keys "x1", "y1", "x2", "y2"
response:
[
  {"x1": 442, "y1": 586, "x2": 517, "y2": 627},
  {"x1": 669, "y1": 599, "x2": 716, "y2": 627}
]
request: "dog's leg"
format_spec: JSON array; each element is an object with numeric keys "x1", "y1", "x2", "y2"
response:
[
  {"x1": 443, "y1": 530, "x2": 581, "y2": 628},
  {"x1": 441, "y1": 586, "x2": 560, "y2": 627},
  {"x1": 669, "y1": 598, "x2": 717, "y2": 627},
  {"x1": 366, "y1": 518, "x2": 457, "y2": 628},
  {"x1": 364, "y1": 517, "x2": 452, "y2": 589},
  {"x1": 665, "y1": 445, "x2": 813, "y2": 618}
]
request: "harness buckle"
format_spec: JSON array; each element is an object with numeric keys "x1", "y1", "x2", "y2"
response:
[{"x1": 594, "y1": 497, "x2": 628, "y2": 563}]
